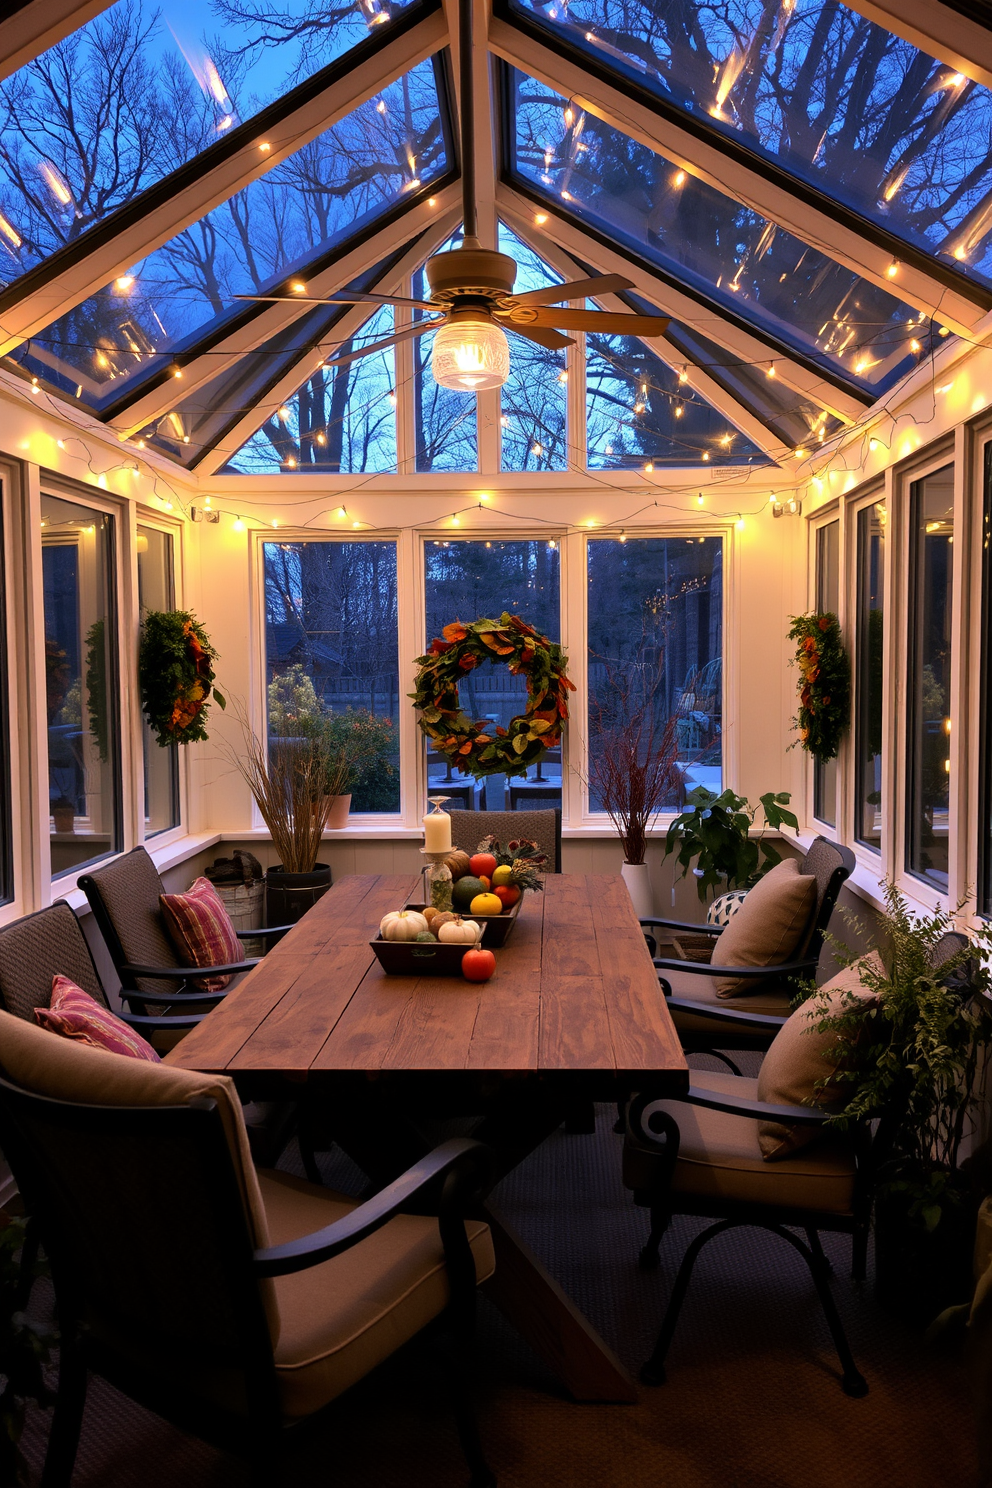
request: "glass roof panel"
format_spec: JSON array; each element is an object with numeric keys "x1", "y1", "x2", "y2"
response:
[
  {"x1": 509, "y1": 0, "x2": 992, "y2": 289},
  {"x1": 137, "y1": 245, "x2": 415, "y2": 465},
  {"x1": 9, "y1": 58, "x2": 446, "y2": 408},
  {"x1": 0, "y1": 0, "x2": 425, "y2": 290},
  {"x1": 507, "y1": 69, "x2": 943, "y2": 397},
  {"x1": 586, "y1": 329, "x2": 768, "y2": 468},
  {"x1": 498, "y1": 222, "x2": 567, "y2": 470},
  {"x1": 223, "y1": 306, "x2": 397, "y2": 471}
]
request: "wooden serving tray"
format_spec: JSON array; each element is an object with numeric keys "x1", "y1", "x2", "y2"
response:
[
  {"x1": 370, "y1": 936, "x2": 471, "y2": 977},
  {"x1": 406, "y1": 894, "x2": 523, "y2": 948}
]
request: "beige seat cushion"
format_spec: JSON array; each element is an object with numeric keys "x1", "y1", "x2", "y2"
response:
[
  {"x1": 259, "y1": 1170, "x2": 495, "y2": 1419},
  {"x1": 629, "y1": 1069, "x2": 855, "y2": 1215},
  {"x1": 756, "y1": 956, "x2": 882, "y2": 1160},
  {"x1": 663, "y1": 966, "x2": 794, "y2": 1033},
  {"x1": 711, "y1": 858, "x2": 817, "y2": 997}
]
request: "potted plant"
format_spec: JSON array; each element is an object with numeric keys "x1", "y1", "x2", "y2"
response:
[
  {"x1": 306, "y1": 709, "x2": 399, "y2": 826},
  {"x1": 587, "y1": 657, "x2": 686, "y2": 918},
  {"x1": 664, "y1": 786, "x2": 798, "y2": 902},
  {"x1": 806, "y1": 885, "x2": 992, "y2": 1327},
  {"x1": 225, "y1": 710, "x2": 332, "y2": 925},
  {"x1": 51, "y1": 795, "x2": 75, "y2": 834}
]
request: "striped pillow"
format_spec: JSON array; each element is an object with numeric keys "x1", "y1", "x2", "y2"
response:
[
  {"x1": 160, "y1": 876, "x2": 241, "y2": 992},
  {"x1": 35, "y1": 976, "x2": 160, "y2": 1062}
]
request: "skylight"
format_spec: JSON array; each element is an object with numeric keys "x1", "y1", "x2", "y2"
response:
[
  {"x1": 497, "y1": 223, "x2": 567, "y2": 470},
  {"x1": 8, "y1": 58, "x2": 447, "y2": 410},
  {"x1": 508, "y1": 0, "x2": 992, "y2": 289},
  {"x1": 506, "y1": 69, "x2": 944, "y2": 396},
  {"x1": 0, "y1": 0, "x2": 426, "y2": 291}
]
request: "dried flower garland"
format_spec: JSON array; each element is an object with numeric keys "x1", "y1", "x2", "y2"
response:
[
  {"x1": 412, "y1": 613, "x2": 574, "y2": 779},
  {"x1": 139, "y1": 610, "x2": 225, "y2": 747},
  {"x1": 788, "y1": 611, "x2": 850, "y2": 760}
]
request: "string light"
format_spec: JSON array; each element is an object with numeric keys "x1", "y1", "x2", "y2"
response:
[
  {"x1": 886, "y1": 260, "x2": 899, "y2": 278},
  {"x1": 232, "y1": 515, "x2": 245, "y2": 531},
  {"x1": 766, "y1": 363, "x2": 776, "y2": 378}
]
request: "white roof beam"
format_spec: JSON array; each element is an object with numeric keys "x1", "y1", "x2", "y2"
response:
[
  {"x1": 497, "y1": 183, "x2": 866, "y2": 424},
  {"x1": 843, "y1": 0, "x2": 992, "y2": 92},
  {"x1": 489, "y1": 16, "x2": 986, "y2": 338},
  {"x1": 507, "y1": 218, "x2": 792, "y2": 465},
  {"x1": 191, "y1": 204, "x2": 461, "y2": 476},
  {"x1": 0, "y1": 0, "x2": 112, "y2": 82},
  {"x1": 106, "y1": 184, "x2": 461, "y2": 438},
  {"x1": 0, "y1": 9, "x2": 448, "y2": 354}
]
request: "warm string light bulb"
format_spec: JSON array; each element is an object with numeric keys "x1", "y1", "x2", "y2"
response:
[{"x1": 232, "y1": 516, "x2": 245, "y2": 531}]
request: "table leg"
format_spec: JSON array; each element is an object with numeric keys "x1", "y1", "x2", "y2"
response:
[{"x1": 481, "y1": 1207, "x2": 638, "y2": 1404}]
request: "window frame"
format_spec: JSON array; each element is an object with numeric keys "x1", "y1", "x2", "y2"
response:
[
  {"x1": 133, "y1": 504, "x2": 187, "y2": 850},
  {"x1": 806, "y1": 500, "x2": 844, "y2": 836},
  {"x1": 848, "y1": 482, "x2": 889, "y2": 867}
]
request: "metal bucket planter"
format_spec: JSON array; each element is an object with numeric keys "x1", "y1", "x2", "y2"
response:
[{"x1": 265, "y1": 863, "x2": 332, "y2": 928}]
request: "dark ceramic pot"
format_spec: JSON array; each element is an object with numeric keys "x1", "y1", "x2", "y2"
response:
[{"x1": 265, "y1": 863, "x2": 332, "y2": 929}]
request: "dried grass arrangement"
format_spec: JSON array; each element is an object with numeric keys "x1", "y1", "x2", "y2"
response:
[
  {"x1": 587, "y1": 659, "x2": 686, "y2": 866},
  {"x1": 225, "y1": 710, "x2": 327, "y2": 874}
]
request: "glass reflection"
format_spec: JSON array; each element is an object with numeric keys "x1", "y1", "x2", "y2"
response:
[
  {"x1": 0, "y1": 0, "x2": 420, "y2": 291},
  {"x1": 855, "y1": 503, "x2": 885, "y2": 852},
  {"x1": 497, "y1": 224, "x2": 567, "y2": 471},
  {"x1": 813, "y1": 520, "x2": 839, "y2": 827},
  {"x1": 11, "y1": 59, "x2": 446, "y2": 407},
  {"x1": 508, "y1": 70, "x2": 944, "y2": 395},
  {"x1": 137, "y1": 526, "x2": 179, "y2": 836},
  {"x1": 907, "y1": 465, "x2": 954, "y2": 890},
  {"x1": 510, "y1": 0, "x2": 992, "y2": 287},
  {"x1": 43, "y1": 493, "x2": 121, "y2": 876}
]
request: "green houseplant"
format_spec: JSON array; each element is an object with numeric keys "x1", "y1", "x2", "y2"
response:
[
  {"x1": 664, "y1": 786, "x2": 799, "y2": 901},
  {"x1": 805, "y1": 885, "x2": 992, "y2": 1325}
]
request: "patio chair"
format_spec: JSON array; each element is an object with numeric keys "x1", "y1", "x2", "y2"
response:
[
  {"x1": 622, "y1": 931, "x2": 970, "y2": 1399},
  {"x1": 0, "y1": 1010, "x2": 496, "y2": 1487},
  {"x1": 508, "y1": 750, "x2": 562, "y2": 810},
  {"x1": 79, "y1": 846, "x2": 291, "y2": 1005},
  {"x1": 640, "y1": 838, "x2": 855, "y2": 1067},
  {"x1": 448, "y1": 809, "x2": 562, "y2": 873}
]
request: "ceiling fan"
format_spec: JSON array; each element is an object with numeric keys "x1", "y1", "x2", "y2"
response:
[{"x1": 233, "y1": 0, "x2": 670, "y2": 391}]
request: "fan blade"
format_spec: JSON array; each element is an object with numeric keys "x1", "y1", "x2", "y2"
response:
[
  {"x1": 233, "y1": 291, "x2": 438, "y2": 310},
  {"x1": 506, "y1": 322, "x2": 575, "y2": 351},
  {"x1": 509, "y1": 307, "x2": 670, "y2": 336},
  {"x1": 506, "y1": 273, "x2": 634, "y2": 307},
  {"x1": 323, "y1": 318, "x2": 443, "y2": 368}
]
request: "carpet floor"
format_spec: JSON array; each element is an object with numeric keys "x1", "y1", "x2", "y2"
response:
[{"x1": 18, "y1": 1071, "x2": 977, "y2": 1488}]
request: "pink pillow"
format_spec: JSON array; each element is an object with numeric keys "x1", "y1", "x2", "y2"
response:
[
  {"x1": 159, "y1": 876, "x2": 241, "y2": 992},
  {"x1": 35, "y1": 976, "x2": 161, "y2": 1062}
]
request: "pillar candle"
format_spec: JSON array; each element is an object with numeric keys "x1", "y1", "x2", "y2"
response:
[{"x1": 423, "y1": 807, "x2": 452, "y2": 853}]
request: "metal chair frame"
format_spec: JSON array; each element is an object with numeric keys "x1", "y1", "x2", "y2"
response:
[{"x1": 0, "y1": 1073, "x2": 496, "y2": 1488}]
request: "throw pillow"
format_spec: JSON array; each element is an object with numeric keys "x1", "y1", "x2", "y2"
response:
[
  {"x1": 160, "y1": 876, "x2": 242, "y2": 992},
  {"x1": 756, "y1": 953, "x2": 884, "y2": 1160},
  {"x1": 35, "y1": 975, "x2": 161, "y2": 1062},
  {"x1": 713, "y1": 858, "x2": 817, "y2": 997}
]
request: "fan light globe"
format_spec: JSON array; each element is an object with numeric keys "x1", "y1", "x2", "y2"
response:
[{"x1": 431, "y1": 314, "x2": 509, "y2": 392}]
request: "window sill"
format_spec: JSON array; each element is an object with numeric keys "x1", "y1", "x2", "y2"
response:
[{"x1": 53, "y1": 831, "x2": 222, "y2": 914}]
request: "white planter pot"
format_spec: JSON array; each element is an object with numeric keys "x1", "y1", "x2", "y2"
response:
[{"x1": 621, "y1": 861, "x2": 654, "y2": 919}]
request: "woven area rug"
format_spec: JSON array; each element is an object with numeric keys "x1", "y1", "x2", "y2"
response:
[{"x1": 18, "y1": 1080, "x2": 978, "y2": 1488}]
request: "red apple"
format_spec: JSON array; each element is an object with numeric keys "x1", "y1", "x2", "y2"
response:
[
  {"x1": 461, "y1": 947, "x2": 496, "y2": 982},
  {"x1": 493, "y1": 884, "x2": 520, "y2": 911},
  {"x1": 469, "y1": 852, "x2": 497, "y2": 880}
]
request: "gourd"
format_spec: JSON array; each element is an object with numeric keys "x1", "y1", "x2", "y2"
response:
[
  {"x1": 437, "y1": 917, "x2": 481, "y2": 944},
  {"x1": 379, "y1": 910, "x2": 429, "y2": 941},
  {"x1": 422, "y1": 906, "x2": 441, "y2": 928},
  {"x1": 444, "y1": 849, "x2": 471, "y2": 880},
  {"x1": 415, "y1": 931, "x2": 437, "y2": 943}
]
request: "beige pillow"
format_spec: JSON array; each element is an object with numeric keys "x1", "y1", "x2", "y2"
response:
[
  {"x1": 713, "y1": 857, "x2": 817, "y2": 997},
  {"x1": 756, "y1": 953, "x2": 883, "y2": 1160}
]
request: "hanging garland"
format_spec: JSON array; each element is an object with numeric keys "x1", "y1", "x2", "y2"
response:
[
  {"x1": 787, "y1": 612, "x2": 850, "y2": 761},
  {"x1": 139, "y1": 610, "x2": 226, "y2": 747},
  {"x1": 412, "y1": 613, "x2": 575, "y2": 779}
]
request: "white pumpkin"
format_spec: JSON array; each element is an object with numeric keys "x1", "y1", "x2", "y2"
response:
[
  {"x1": 437, "y1": 917, "x2": 481, "y2": 945},
  {"x1": 380, "y1": 910, "x2": 429, "y2": 942}
]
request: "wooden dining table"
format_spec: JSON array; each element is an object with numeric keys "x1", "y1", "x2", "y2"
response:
[{"x1": 169, "y1": 871, "x2": 687, "y2": 1402}]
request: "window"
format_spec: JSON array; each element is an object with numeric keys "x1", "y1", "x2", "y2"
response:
[
  {"x1": 854, "y1": 502, "x2": 886, "y2": 853},
  {"x1": 506, "y1": 69, "x2": 943, "y2": 395},
  {"x1": 906, "y1": 465, "x2": 954, "y2": 890},
  {"x1": 43, "y1": 492, "x2": 121, "y2": 876},
  {"x1": 0, "y1": 478, "x2": 10, "y2": 906},
  {"x1": 497, "y1": 224, "x2": 567, "y2": 472},
  {"x1": 225, "y1": 308, "x2": 397, "y2": 473},
  {"x1": 508, "y1": 0, "x2": 992, "y2": 289},
  {"x1": 813, "y1": 520, "x2": 839, "y2": 827},
  {"x1": 414, "y1": 247, "x2": 478, "y2": 472},
  {"x1": 263, "y1": 541, "x2": 400, "y2": 813},
  {"x1": 424, "y1": 540, "x2": 561, "y2": 808},
  {"x1": 0, "y1": 0, "x2": 425, "y2": 291},
  {"x1": 137, "y1": 526, "x2": 179, "y2": 837},
  {"x1": 587, "y1": 536, "x2": 723, "y2": 809},
  {"x1": 12, "y1": 59, "x2": 447, "y2": 409}
]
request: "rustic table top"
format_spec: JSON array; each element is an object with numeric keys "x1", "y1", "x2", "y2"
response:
[{"x1": 167, "y1": 872, "x2": 688, "y2": 1083}]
